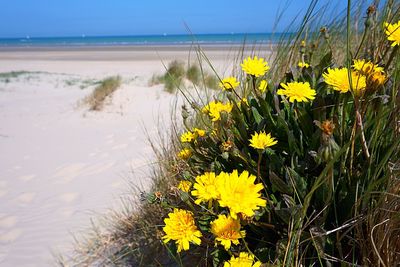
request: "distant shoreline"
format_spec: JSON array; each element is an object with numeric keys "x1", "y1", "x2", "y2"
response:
[
  {"x1": 0, "y1": 33, "x2": 278, "y2": 62},
  {"x1": 0, "y1": 44, "x2": 275, "y2": 62},
  {"x1": 0, "y1": 33, "x2": 287, "y2": 51},
  {"x1": 0, "y1": 43, "x2": 276, "y2": 52}
]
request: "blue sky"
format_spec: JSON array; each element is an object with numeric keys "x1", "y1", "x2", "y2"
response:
[{"x1": 0, "y1": 0, "x2": 347, "y2": 38}]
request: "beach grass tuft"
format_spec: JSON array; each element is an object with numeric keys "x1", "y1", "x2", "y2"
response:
[
  {"x1": 150, "y1": 60, "x2": 218, "y2": 93},
  {"x1": 65, "y1": 78, "x2": 101, "y2": 89},
  {"x1": 186, "y1": 64, "x2": 201, "y2": 85},
  {"x1": 0, "y1": 71, "x2": 48, "y2": 83},
  {"x1": 0, "y1": 71, "x2": 33, "y2": 79},
  {"x1": 85, "y1": 76, "x2": 121, "y2": 111},
  {"x1": 203, "y1": 73, "x2": 219, "y2": 90}
]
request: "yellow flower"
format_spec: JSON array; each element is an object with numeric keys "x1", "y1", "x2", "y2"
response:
[
  {"x1": 193, "y1": 128, "x2": 206, "y2": 137},
  {"x1": 220, "y1": 77, "x2": 240, "y2": 91},
  {"x1": 241, "y1": 56, "x2": 270, "y2": 77},
  {"x1": 178, "y1": 148, "x2": 192, "y2": 160},
  {"x1": 202, "y1": 101, "x2": 233, "y2": 122},
  {"x1": 223, "y1": 252, "x2": 262, "y2": 267},
  {"x1": 385, "y1": 20, "x2": 400, "y2": 46},
  {"x1": 352, "y1": 59, "x2": 384, "y2": 74},
  {"x1": 221, "y1": 140, "x2": 234, "y2": 151},
  {"x1": 237, "y1": 98, "x2": 249, "y2": 108},
  {"x1": 258, "y1": 80, "x2": 268, "y2": 93},
  {"x1": 218, "y1": 170, "x2": 266, "y2": 219},
  {"x1": 162, "y1": 209, "x2": 202, "y2": 252},
  {"x1": 370, "y1": 71, "x2": 387, "y2": 86},
  {"x1": 322, "y1": 67, "x2": 366, "y2": 95},
  {"x1": 211, "y1": 214, "x2": 246, "y2": 250},
  {"x1": 298, "y1": 62, "x2": 310, "y2": 68},
  {"x1": 177, "y1": 180, "x2": 192, "y2": 192},
  {"x1": 191, "y1": 172, "x2": 221, "y2": 205},
  {"x1": 249, "y1": 131, "x2": 277, "y2": 150},
  {"x1": 180, "y1": 129, "x2": 205, "y2": 144},
  {"x1": 277, "y1": 81, "x2": 316, "y2": 103},
  {"x1": 221, "y1": 102, "x2": 233, "y2": 112},
  {"x1": 353, "y1": 59, "x2": 386, "y2": 88},
  {"x1": 180, "y1": 131, "x2": 196, "y2": 143}
]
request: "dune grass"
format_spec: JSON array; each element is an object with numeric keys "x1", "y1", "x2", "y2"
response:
[
  {"x1": 0, "y1": 71, "x2": 34, "y2": 79},
  {"x1": 85, "y1": 76, "x2": 121, "y2": 111},
  {"x1": 61, "y1": 0, "x2": 400, "y2": 266},
  {"x1": 64, "y1": 78, "x2": 101, "y2": 89},
  {"x1": 0, "y1": 71, "x2": 48, "y2": 83},
  {"x1": 186, "y1": 64, "x2": 201, "y2": 85},
  {"x1": 150, "y1": 60, "x2": 218, "y2": 93}
]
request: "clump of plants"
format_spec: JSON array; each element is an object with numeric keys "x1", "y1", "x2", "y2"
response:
[
  {"x1": 65, "y1": 77, "x2": 101, "y2": 89},
  {"x1": 62, "y1": 1, "x2": 400, "y2": 266},
  {"x1": 85, "y1": 76, "x2": 121, "y2": 110},
  {"x1": 0, "y1": 71, "x2": 47, "y2": 83},
  {"x1": 156, "y1": 5, "x2": 400, "y2": 267},
  {"x1": 150, "y1": 60, "x2": 218, "y2": 93}
]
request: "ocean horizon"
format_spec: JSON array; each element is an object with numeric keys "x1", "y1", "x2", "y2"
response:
[{"x1": 0, "y1": 32, "x2": 289, "y2": 47}]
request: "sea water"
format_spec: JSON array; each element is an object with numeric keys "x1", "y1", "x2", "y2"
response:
[{"x1": 0, "y1": 33, "x2": 288, "y2": 47}]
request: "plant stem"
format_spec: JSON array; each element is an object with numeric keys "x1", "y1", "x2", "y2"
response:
[
  {"x1": 354, "y1": 17, "x2": 370, "y2": 59},
  {"x1": 385, "y1": 45, "x2": 399, "y2": 71},
  {"x1": 356, "y1": 108, "x2": 371, "y2": 161},
  {"x1": 349, "y1": 118, "x2": 357, "y2": 177},
  {"x1": 231, "y1": 88, "x2": 242, "y2": 100},
  {"x1": 252, "y1": 75, "x2": 259, "y2": 98},
  {"x1": 257, "y1": 151, "x2": 263, "y2": 181}
]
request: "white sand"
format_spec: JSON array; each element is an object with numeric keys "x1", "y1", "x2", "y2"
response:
[{"x1": 0, "y1": 47, "x2": 271, "y2": 266}]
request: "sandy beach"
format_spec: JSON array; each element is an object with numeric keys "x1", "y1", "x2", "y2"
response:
[{"x1": 0, "y1": 45, "x2": 272, "y2": 266}]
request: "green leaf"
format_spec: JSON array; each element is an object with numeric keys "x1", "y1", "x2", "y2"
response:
[
  {"x1": 221, "y1": 152, "x2": 229, "y2": 160},
  {"x1": 284, "y1": 71, "x2": 294, "y2": 82},
  {"x1": 258, "y1": 95, "x2": 276, "y2": 127},
  {"x1": 182, "y1": 171, "x2": 191, "y2": 180},
  {"x1": 315, "y1": 51, "x2": 332, "y2": 79},
  {"x1": 275, "y1": 208, "x2": 291, "y2": 224},
  {"x1": 197, "y1": 214, "x2": 212, "y2": 231},
  {"x1": 179, "y1": 191, "x2": 190, "y2": 202},
  {"x1": 251, "y1": 106, "x2": 263, "y2": 124},
  {"x1": 254, "y1": 247, "x2": 275, "y2": 263},
  {"x1": 287, "y1": 168, "x2": 308, "y2": 199},
  {"x1": 211, "y1": 248, "x2": 230, "y2": 267},
  {"x1": 269, "y1": 171, "x2": 293, "y2": 194},
  {"x1": 146, "y1": 193, "x2": 157, "y2": 204}
]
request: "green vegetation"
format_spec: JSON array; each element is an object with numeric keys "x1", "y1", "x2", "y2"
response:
[
  {"x1": 186, "y1": 64, "x2": 201, "y2": 85},
  {"x1": 62, "y1": 1, "x2": 400, "y2": 266},
  {"x1": 0, "y1": 71, "x2": 105, "y2": 90},
  {"x1": 0, "y1": 71, "x2": 101, "y2": 89},
  {"x1": 165, "y1": 60, "x2": 185, "y2": 93},
  {"x1": 0, "y1": 71, "x2": 33, "y2": 79},
  {"x1": 84, "y1": 76, "x2": 121, "y2": 111},
  {"x1": 0, "y1": 71, "x2": 46, "y2": 83},
  {"x1": 150, "y1": 60, "x2": 218, "y2": 93},
  {"x1": 203, "y1": 74, "x2": 219, "y2": 90},
  {"x1": 64, "y1": 78, "x2": 101, "y2": 89}
]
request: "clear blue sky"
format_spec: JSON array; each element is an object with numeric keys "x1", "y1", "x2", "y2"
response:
[{"x1": 0, "y1": 0, "x2": 347, "y2": 38}]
